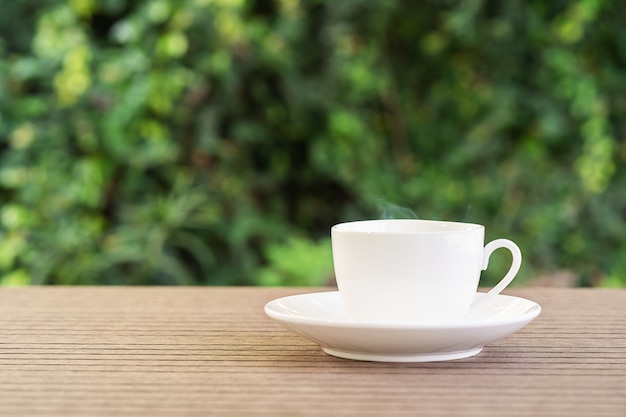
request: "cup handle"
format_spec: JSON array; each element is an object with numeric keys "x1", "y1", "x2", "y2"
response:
[{"x1": 472, "y1": 239, "x2": 522, "y2": 308}]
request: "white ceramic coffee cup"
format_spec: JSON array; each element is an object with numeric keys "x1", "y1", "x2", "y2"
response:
[{"x1": 331, "y1": 219, "x2": 522, "y2": 324}]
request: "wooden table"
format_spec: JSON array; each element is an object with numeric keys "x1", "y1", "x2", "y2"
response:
[{"x1": 0, "y1": 286, "x2": 624, "y2": 416}]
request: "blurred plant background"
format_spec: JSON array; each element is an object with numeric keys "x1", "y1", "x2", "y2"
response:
[{"x1": 1, "y1": 0, "x2": 625, "y2": 287}]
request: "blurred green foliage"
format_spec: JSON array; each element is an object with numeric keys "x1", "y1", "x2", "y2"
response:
[{"x1": 1, "y1": 0, "x2": 626, "y2": 286}]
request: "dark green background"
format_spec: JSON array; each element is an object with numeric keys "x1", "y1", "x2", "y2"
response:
[{"x1": 1, "y1": 0, "x2": 625, "y2": 287}]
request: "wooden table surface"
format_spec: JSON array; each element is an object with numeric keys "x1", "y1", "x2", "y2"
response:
[{"x1": 0, "y1": 286, "x2": 624, "y2": 416}]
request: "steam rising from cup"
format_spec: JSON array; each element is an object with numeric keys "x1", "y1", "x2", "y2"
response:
[
  {"x1": 377, "y1": 200, "x2": 475, "y2": 223},
  {"x1": 376, "y1": 199, "x2": 418, "y2": 220}
]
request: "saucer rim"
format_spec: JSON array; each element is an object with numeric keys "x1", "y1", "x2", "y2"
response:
[{"x1": 264, "y1": 291, "x2": 541, "y2": 330}]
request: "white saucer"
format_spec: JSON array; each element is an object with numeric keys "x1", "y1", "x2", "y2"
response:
[{"x1": 264, "y1": 291, "x2": 541, "y2": 362}]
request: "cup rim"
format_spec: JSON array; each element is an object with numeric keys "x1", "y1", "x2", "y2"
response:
[{"x1": 331, "y1": 219, "x2": 484, "y2": 234}]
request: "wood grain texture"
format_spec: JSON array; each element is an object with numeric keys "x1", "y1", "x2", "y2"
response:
[{"x1": 0, "y1": 287, "x2": 624, "y2": 416}]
